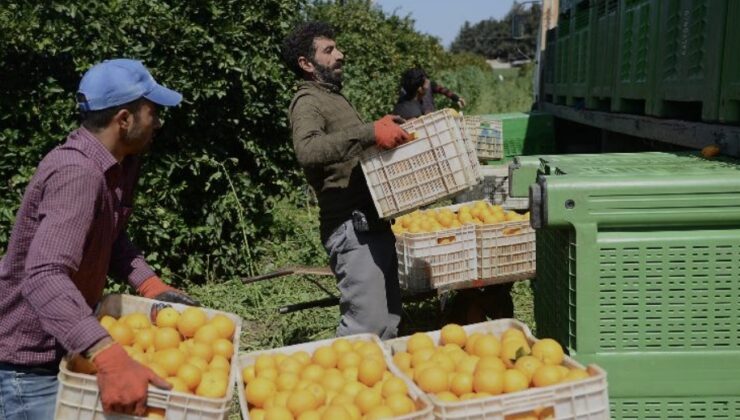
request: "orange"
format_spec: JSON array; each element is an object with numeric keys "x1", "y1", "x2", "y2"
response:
[
  {"x1": 276, "y1": 373, "x2": 300, "y2": 392},
  {"x1": 124, "y1": 312, "x2": 151, "y2": 330},
  {"x1": 258, "y1": 368, "x2": 279, "y2": 381},
  {"x1": 242, "y1": 365, "x2": 256, "y2": 384},
  {"x1": 108, "y1": 322, "x2": 134, "y2": 346},
  {"x1": 449, "y1": 372, "x2": 474, "y2": 396},
  {"x1": 341, "y1": 381, "x2": 365, "y2": 397},
  {"x1": 473, "y1": 368, "x2": 504, "y2": 394},
  {"x1": 440, "y1": 324, "x2": 467, "y2": 347},
  {"x1": 357, "y1": 357, "x2": 385, "y2": 387},
  {"x1": 304, "y1": 383, "x2": 326, "y2": 407},
  {"x1": 99, "y1": 315, "x2": 117, "y2": 331},
  {"x1": 435, "y1": 391, "x2": 458, "y2": 402},
  {"x1": 177, "y1": 307, "x2": 207, "y2": 338},
  {"x1": 564, "y1": 368, "x2": 590, "y2": 382},
  {"x1": 176, "y1": 363, "x2": 203, "y2": 390},
  {"x1": 189, "y1": 341, "x2": 214, "y2": 362},
  {"x1": 330, "y1": 393, "x2": 353, "y2": 405},
  {"x1": 456, "y1": 355, "x2": 479, "y2": 375},
  {"x1": 429, "y1": 352, "x2": 456, "y2": 373},
  {"x1": 208, "y1": 314, "x2": 235, "y2": 339},
  {"x1": 464, "y1": 332, "x2": 484, "y2": 354},
  {"x1": 406, "y1": 332, "x2": 434, "y2": 354},
  {"x1": 147, "y1": 363, "x2": 169, "y2": 379},
  {"x1": 246, "y1": 377, "x2": 277, "y2": 408},
  {"x1": 337, "y1": 352, "x2": 362, "y2": 370},
  {"x1": 322, "y1": 405, "x2": 350, "y2": 420},
  {"x1": 286, "y1": 389, "x2": 317, "y2": 416},
  {"x1": 356, "y1": 342, "x2": 384, "y2": 360},
  {"x1": 410, "y1": 347, "x2": 435, "y2": 368},
  {"x1": 500, "y1": 339, "x2": 531, "y2": 367},
  {"x1": 154, "y1": 327, "x2": 181, "y2": 351},
  {"x1": 320, "y1": 371, "x2": 345, "y2": 392},
  {"x1": 501, "y1": 328, "x2": 527, "y2": 343},
  {"x1": 209, "y1": 354, "x2": 230, "y2": 373},
  {"x1": 153, "y1": 348, "x2": 187, "y2": 376},
  {"x1": 67, "y1": 355, "x2": 97, "y2": 375},
  {"x1": 255, "y1": 354, "x2": 277, "y2": 373},
  {"x1": 555, "y1": 365, "x2": 570, "y2": 379},
  {"x1": 354, "y1": 388, "x2": 382, "y2": 414},
  {"x1": 166, "y1": 376, "x2": 190, "y2": 393},
  {"x1": 155, "y1": 307, "x2": 180, "y2": 328},
  {"x1": 212, "y1": 338, "x2": 234, "y2": 360},
  {"x1": 262, "y1": 406, "x2": 293, "y2": 420},
  {"x1": 476, "y1": 356, "x2": 506, "y2": 372},
  {"x1": 386, "y1": 394, "x2": 415, "y2": 415},
  {"x1": 701, "y1": 144, "x2": 721, "y2": 158},
  {"x1": 503, "y1": 369, "x2": 529, "y2": 393},
  {"x1": 291, "y1": 351, "x2": 311, "y2": 366},
  {"x1": 296, "y1": 410, "x2": 320, "y2": 420},
  {"x1": 532, "y1": 339, "x2": 564, "y2": 366},
  {"x1": 532, "y1": 365, "x2": 563, "y2": 388},
  {"x1": 330, "y1": 338, "x2": 352, "y2": 354},
  {"x1": 340, "y1": 403, "x2": 362, "y2": 420},
  {"x1": 311, "y1": 346, "x2": 337, "y2": 369},
  {"x1": 134, "y1": 328, "x2": 155, "y2": 350},
  {"x1": 300, "y1": 364, "x2": 324, "y2": 382},
  {"x1": 144, "y1": 407, "x2": 166, "y2": 419},
  {"x1": 381, "y1": 376, "x2": 408, "y2": 397},
  {"x1": 278, "y1": 357, "x2": 303, "y2": 375},
  {"x1": 250, "y1": 408, "x2": 267, "y2": 420},
  {"x1": 417, "y1": 367, "x2": 448, "y2": 393},
  {"x1": 188, "y1": 356, "x2": 209, "y2": 372},
  {"x1": 392, "y1": 351, "x2": 412, "y2": 370},
  {"x1": 365, "y1": 405, "x2": 395, "y2": 419},
  {"x1": 342, "y1": 366, "x2": 359, "y2": 382},
  {"x1": 514, "y1": 355, "x2": 542, "y2": 381},
  {"x1": 472, "y1": 335, "x2": 501, "y2": 358},
  {"x1": 193, "y1": 324, "x2": 220, "y2": 345}
]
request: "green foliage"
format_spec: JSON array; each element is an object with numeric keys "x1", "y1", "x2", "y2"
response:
[
  {"x1": 437, "y1": 64, "x2": 534, "y2": 114},
  {"x1": 451, "y1": 4, "x2": 541, "y2": 61}
]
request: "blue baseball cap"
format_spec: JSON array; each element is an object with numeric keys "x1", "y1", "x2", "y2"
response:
[{"x1": 77, "y1": 58, "x2": 182, "y2": 112}]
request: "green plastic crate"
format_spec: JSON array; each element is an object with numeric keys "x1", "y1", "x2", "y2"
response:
[
  {"x1": 720, "y1": 0, "x2": 740, "y2": 124},
  {"x1": 651, "y1": 0, "x2": 727, "y2": 121},
  {"x1": 478, "y1": 112, "x2": 555, "y2": 163},
  {"x1": 568, "y1": 1, "x2": 592, "y2": 103},
  {"x1": 544, "y1": 27, "x2": 557, "y2": 101},
  {"x1": 613, "y1": 0, "x2": 659, "y2": 115},
  {"x1": 555, "y1": 11, "x2": 572, "y2": 104},
  {"x1": 588, "y1": 0, "x2": 619, "y2": 109},
  {"x1": 529, "y1": 154, "x2": 740, "y2": 418}
]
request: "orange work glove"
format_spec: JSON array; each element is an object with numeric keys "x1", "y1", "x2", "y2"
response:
[
  {"x1": 91, "y1": 342, "x2": 171, "y2": 416},
  {"x1": 374, "y1": 115, "x2": 410, "y2": 150},
  {"x1": 137, "y1": 276, "x2": 200, "y2": 306}
]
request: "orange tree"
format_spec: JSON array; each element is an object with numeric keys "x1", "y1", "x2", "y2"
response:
[{"x1": 0, "y1": 0, "x2": 479, "y2": 286}]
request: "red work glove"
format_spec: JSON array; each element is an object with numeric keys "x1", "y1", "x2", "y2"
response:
[
  {"x1": 137, "y1": 276, "x2": 200, "y2": 306},
  {"x1": 91, "y1": 342, "x2": 170, "y2": 416},
  {"x1": 374, "y1": 115, "x2": 410, "y2": 149}
]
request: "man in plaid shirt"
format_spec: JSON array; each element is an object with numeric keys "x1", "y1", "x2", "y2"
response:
[{"x1": 0, "y1": 59, "x2": 197, "y2": 418}]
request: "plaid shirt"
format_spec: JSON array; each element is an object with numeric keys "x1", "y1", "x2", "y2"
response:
[{"x1": 0, "y1": 127, "x2": 156, "y2": 365}]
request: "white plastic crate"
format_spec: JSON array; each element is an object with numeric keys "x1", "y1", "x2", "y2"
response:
[
  {"x1": 383, "y1": 319, "x2": 610, "y2": 420},
  {"x1": 476, "y1": 220, "x2": 536, "y2": 284},
  {"x1": 236, "y1": 334, "x2": 433, "y2": 420},
  {"x1": 462, "y1": 116, "x2": 503, "y2": 161},
  {"x1": 54, "y1": 294, "x2": 242, "y2": 420},
  {"x1": 396, "y1": 224, "x2": 478, "y2": 292},
  {"x1": 361, "y1": 109, "x2": 480, "y2": 219}
]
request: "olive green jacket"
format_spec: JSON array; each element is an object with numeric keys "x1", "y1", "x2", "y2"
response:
[{"x1": 288, "y1": 81, "x2": 380, "y2": 240}]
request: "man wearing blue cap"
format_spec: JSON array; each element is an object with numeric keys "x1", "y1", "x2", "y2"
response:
[{"x1": 0, "y1": 59, "x2": 197, "y2": 418}]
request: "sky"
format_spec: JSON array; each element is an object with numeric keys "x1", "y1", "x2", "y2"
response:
[{"x1": 373, "y1": 0, "x2": 517, "y2": 49}]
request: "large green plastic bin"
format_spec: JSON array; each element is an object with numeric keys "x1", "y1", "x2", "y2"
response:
[
  {"x1": 613, "y1": 0, "x2": 659, "y2": 115},
  {"x1": 544, "y1": 27, "x2": 557, "y2": 102},
  {"x1": 568, "y1": 1, "x2": 592, "y2": 103},
  {"x1": 720, "y1": 0, "x2": 740, "y2": 124},
  {"x1": 651, "y1": 0, "x2": 727, "y2": 121},
  {"x1": 479, "y1": 112, "x2": 555, "y2": 163},
  {"x1": 555, "y1": 11, "x2": 572, "y2": 104},
  {"x1": 529, "y1": 153, "x2": 740, "y2": 418},
  {"x1": 588, "y1": 0, "x2": 619, "y2": 109}
]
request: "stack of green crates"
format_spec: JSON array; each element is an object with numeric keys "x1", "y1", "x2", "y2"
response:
[
  {"x1": 512, "y1": 152, "x2": 740, "y2": 419},
  {"x1": 479, "y1": 112, "x2": 556, "y2": 164}
]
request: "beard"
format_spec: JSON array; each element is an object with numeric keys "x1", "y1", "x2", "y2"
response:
[{"x1": 312, "y1": 60, "x2": 343, "y2": 90}]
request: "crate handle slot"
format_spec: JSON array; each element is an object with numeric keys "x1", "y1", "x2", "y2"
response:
[
  {"x1": 504, "y1": 405, "x2": 555, "y2": 419},
  {"x1": 436, "y1": 235, "x2": 457, "y2": 244}
]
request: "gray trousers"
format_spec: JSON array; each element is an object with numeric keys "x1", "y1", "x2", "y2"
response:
[{"x1": 323, "y1": 220, "x2": 402, "y2": 339}]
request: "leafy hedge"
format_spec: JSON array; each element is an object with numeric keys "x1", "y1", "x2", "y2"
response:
[{"x1": 0, "y1": 0, "x2": 483, "y2": 286}]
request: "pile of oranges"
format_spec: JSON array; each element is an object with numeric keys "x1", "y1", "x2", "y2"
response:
[
  {"x1": 241, "y1": 339, "x2": 422, "y2": 420},
  {"x1": 70, "y1": 307, "x2": 236, "y2": 401},
  {"x1": 391, "y1": 324, "x2": 590, "y2": 405},
  {"x1": 391, "y1": 200, "x2": 530, "y2": 236}
]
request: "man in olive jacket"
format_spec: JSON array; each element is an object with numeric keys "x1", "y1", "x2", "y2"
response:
[{"x1": 282, "y1": 21, "x2": 409, "y2": 338}]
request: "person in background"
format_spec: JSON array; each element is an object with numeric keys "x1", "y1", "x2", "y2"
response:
[
  {"x1": 393, "y1": 67, "x2": 466, "y2": 120},
  {"x1": 0, "y1": 58, "x2": 198, "y2": 418},
  {"x1": 282, "y1": 21, "x2": 409, "y2": 339}
]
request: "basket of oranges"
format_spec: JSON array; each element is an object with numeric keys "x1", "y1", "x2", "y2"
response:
[
  {"x1": 237, "y1": 334, "x2": 433, "y2": 420},
  {"x1": 55, "y1": 294, "x2": 242, "y2": 420},
  {"x1": 383, "y1": 320, "x2": 610, "y2": 420}
]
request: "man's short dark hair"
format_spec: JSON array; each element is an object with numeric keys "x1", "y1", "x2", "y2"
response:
[
  {"x1": 282, "y1": 21, "x2": 336, "y2": 78},
  {"x1": 79, "y1": 97, "x2": 144, "y2": 132},
  {"x1": 400, "y1": 67, "x2": 428, "y2": 100}
]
